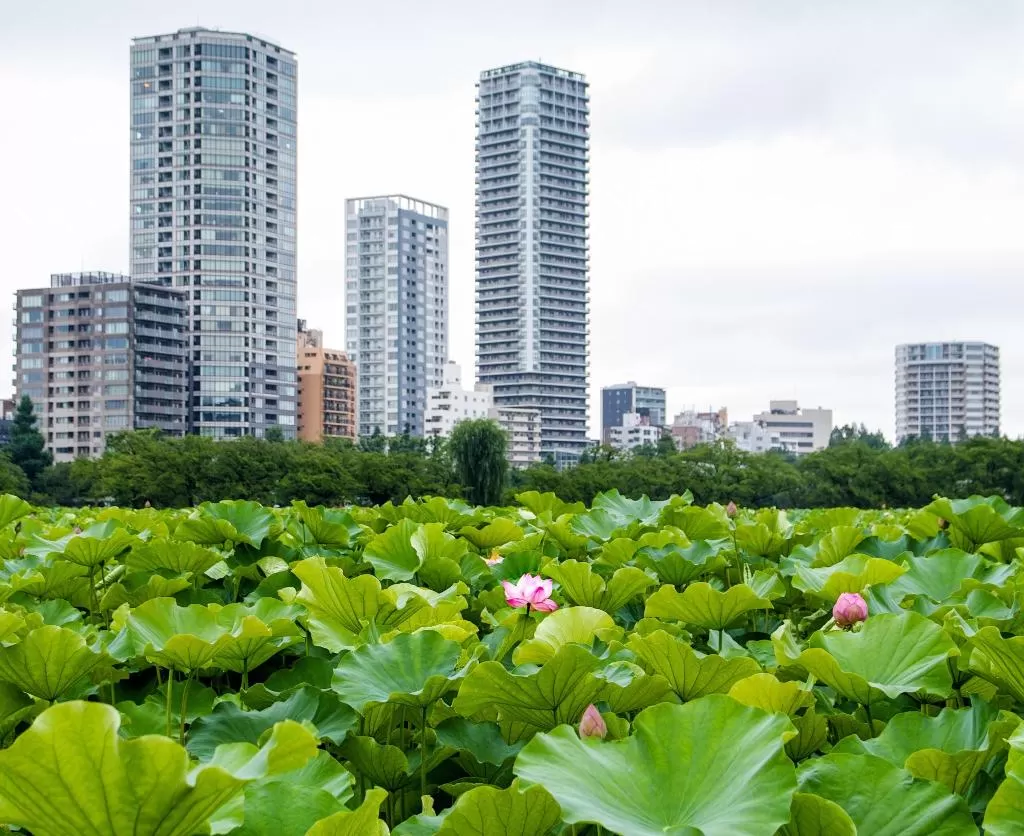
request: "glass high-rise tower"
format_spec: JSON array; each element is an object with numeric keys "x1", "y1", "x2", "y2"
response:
[
  {"x1": 130, "y1": 28, "x2": 298, "y2": 438},
  {"x1": 475, "y1": 62, "x2": 590, "y2": 467}
]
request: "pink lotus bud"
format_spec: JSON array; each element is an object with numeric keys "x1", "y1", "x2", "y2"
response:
[
  {"x1": 501, "y1": 573, "x2": 558, "y2": 612},
  {"x1": 485, "y1": 550, "x2": 503, "y2": 567},
  {"x1": 579, "y1": 704, "x2": 607, "y2": 739},
  {"x1": 833, "y1": 592, "x2": 868, "y2": 628},
  {"x1": 726, "y1": 501, "x2": 738, "y2": 518}
]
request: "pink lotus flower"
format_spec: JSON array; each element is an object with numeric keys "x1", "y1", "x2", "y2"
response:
[
  {"x1": 579, "y1": 704, "x2": 607, "y2": 739},
  {"x1": 485, "y1": 550, "x2": 504, "y2": 567},
  {"x1": 726, "y1": 501, "x2": 738, "y2": 518},
  {"x1": 833, "y1": 592, "x2": 868, "y2": 628},
  {"x1": 502, "y1": 573, "x2": 558, "y2": 612}
]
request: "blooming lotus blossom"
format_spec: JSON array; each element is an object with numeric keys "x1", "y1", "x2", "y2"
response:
[
  {"x1": 833, "y1": 592, "x2": 868, "y2": 628},
  {"x1": 485, "y1": 550, "x2": 504, "y2": 566},
  {"x1": 502, "y1": 573, "x2": 558, "y2": 612},
  {"x1": 579, "y1": 704, "x2": 607, "y2": 739},
  {"x1": 726, "y1": 501, "x2": 738, "y2": 518}
]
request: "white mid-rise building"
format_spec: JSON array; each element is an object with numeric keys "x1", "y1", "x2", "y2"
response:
[
  {"x1": 424, "y1": 362, "x2": 494, "y2": 438},
  {"x1": 345, "y1": 195, "x2": 449, "y2": 438},
  {"x1": 489, "y1": 405, "x2": 542, "y2": 468},
  {"x1": 609, "y1": 412, "x2": 663, "y2": 452},
  {"x1": 729, "y1": 400, "x2": 832, "y2": 456},
  {"x1": 895, "y1": 342, "x2": 1000, "y2": 443}
]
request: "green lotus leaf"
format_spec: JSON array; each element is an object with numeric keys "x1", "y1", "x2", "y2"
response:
[
  {"x1": 598, "y1": 537, "x2": 641, "y2": 567},
  {"x1": 433, "y1": 717, "x2": 524, "y2": 767},
  {"x1": 331, "y1": 630, "x2": 471, "y2": 714},
  {"x1": 886, "y1": 550, "x2": 990, "y2": 605},
  {"x1": 0, "y1": 495, "x2": 31, "y2": 530},
  {"x1": 728, "y1": 672, "x2": 814, "y2": 715},
  {"x1": 592, "y1": 489, "x2": 669, "y2": 528},
  {"x1": 774, "y1": 613, "x2": 957, "y2": 704},
  {"x1": 541, "y1": 560, "x2": 655, "y2": 613},
  {"x1": 515, "y1": 491, "x2": 585, "y2": 518},
  {"x1": 786, "y1": 707, "x2": 829, "y2": 761},
  {"x1": 628, "y1": 630, "x2": 760, "y2": 701},
  {"x1": 788, "y1": 555, "x2": 906, "y2": 599},
  {"x1": 109, "y1": 597, "x2": 238, "y2": 671},
  {"x1": 661, "y1": 506, "x2": 731, "y2": 541},
  {"x1": 515, "y1": 696, "x2": 796, "y2": 836},
  {"x1": 0, "y1": 607, "x2": 31, "y2": 645},
  {"x1": 924, "y1": 496, "x2": 1024, "y2": 547},
  {"x1": 964, "y1": 625, "x2": 1024, "y2": 703},
  {"x1": 985, "y1": 736, "x2": 1024, "y2": 836},
  {"x1": 0, "y1": 625, "x2": 109, "y2": 700},
  {"x1": 339, "y1": 735, "x2": 411, "y2": 791},
  {"x1": 377, "y1": 496, "x2": 478, "y2": 529},
  {"x1": 778, "y1": 792, "x2": 857, "y2": 836},
  {"x1": 812, "y1": 525, "x2": 868, "y2": 567},
  {"x1": 633, "y1": 540, "x2": 729, "y2": 585},
  {"x1": 413, "y1": 523, "x2": 469, "y2": 569},
  {"x1": 512, "y1": 605, "x2": 617, "y2": 665},
  {"x1": 210, "y1": 599, "x2": 304, "y2": 674},
  {"x1": 644, "y1": 582, "x2": 773, "y2": 630},
  {"x1": 833, "y1": 701, "x2": 1010, "y2": 795},
  {"x1": 459, "y1": 518, "x2": 525, "y2": 549},
  {"x1": 229, "y1": 751, "x2": 356, "y2": 836},
  {"x1": 174, "y1": 500, "x2": 275, "y2": 547},
  {"x1": 595, "y1": 660, "x2": 677, "y2": 713},
  {"x1": 99, "y1": 572, "x2": 193, "y2": 611},
  {"x1": 188, "y1": 686, "x2": 358, "y2": 760},
  {"x1": 305, "y1": 787, "x2": 388, "y2": 836},
  {"x1": 0, "y1": 701, "x2": 317, "y2": 836},
  {"x1": 5, "y1": 555, "x2": 89, "y2": 600},
  {"x1": 454, "y1": 644, "x2": 606, "y2": 731},
  {"x1": 735, "y1": 520, "x2": 790, "y2": 559},
  {"x1": 27, "y1": 520, "x2": 137, "y2": 568},
  {"x1": 289, "y1": 501, "x2": 361, "y2": 547},
  {"x1": 126, "y1": 539, "x2": 225, "y2": 575},
  {"x1": 435, "y1": 779, "x2": 561, "y2": 835},
  {"x1": 362, "y1": 518, "x2": 423, "y2": 582},
  {"x1": 116, "y1": 682, "x2": 217, "y2": 738},
  {"x1": 570, "y1": 507, "x2": 626, "y2": 541},
  {"x1": 0, "y1": 681, "x2": 34, "y2": 737},
  {"x1": 796, "y1": 752, "x2": 977, "y2": 836},
  {"x1": 292, "y1": 557, "x2": 434, "y2": 651}
]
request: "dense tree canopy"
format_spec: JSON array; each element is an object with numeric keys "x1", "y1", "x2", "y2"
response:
[{"x1": 2, "y1": 429, "x2": 1024, "y2": 508}]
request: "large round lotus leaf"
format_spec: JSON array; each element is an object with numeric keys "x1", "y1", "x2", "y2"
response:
[
  {"x1": 541, "y1": 560, "x2": 655, "y2": 613},
  {"x1": 628, "y1": 629, "x2": 760, "y2": 701},
  {"x1": 923, "y1": 496, "x2": 1024, "y2": 547},
  {"x1": 126, "y1": 540, "x2": 224, "y2": 575},
  {"x1": 512, "y1": 605, "x2": 616, "y2": 665},
  {"x1": 832, "y1": 700, "x2": 1011, "y2": 795},
  {"x1": 776, "y1": 613, "x2": 956, "y2": 704},
  {"x1": 0, "y1": 701, "x2": 317, "y2": 836},
  {"x1": 964, "y1": 625, "x2": 1024, "y2": 703},
  {"x1": 633, "y1": 540, "x2": 729, "y2": 585},
  {"x1": 778, "y1": 792, "x2": 856, "y2": 836},
  {"x1": 109, "y1": 598, "x2": 235, "y2": 672},
  {"x1": 305, "y1": 787, "x2": 389, "y2": 836},
  {"x1": 728, "y1": 672, "x2": 814, "y2": 716},
  {"x1": 515, "y1": 696, "x2": 797, "y2": 836},
  {"x1": 0, "y1": 625, "x2": 109, "y2": 701},
  {"x1": 174, "y1": 501, "x2": 275, "y2": 547},
  {"x1": 26, "y1": 520, "x2": 137, "y2": 568},
  {"x1": 788, "y1": 555, "x2": 906, "y2": 599},
  {"x1": 435, "y1": 780, "x2": 561, "y2": 835},
  {"x1": 796, "y1": 753, "x2": 977, "y2": 836},
  {"x1": 644, "y1": 582, "x2": 772, "y2": 629},
  {"x1": 331, "y1": 630, "x2": 469, "y2": 713},
  {"x1": 985, "y1": 727, "x2": 1024, "y2": 836}
]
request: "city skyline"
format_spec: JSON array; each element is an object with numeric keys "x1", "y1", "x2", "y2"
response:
[{"x1": 5, "y1": 2, "x2": 1024, "y2": 440}]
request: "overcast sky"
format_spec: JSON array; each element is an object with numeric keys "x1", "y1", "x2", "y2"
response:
[{"x1": 3, "y1": 0, "x2": 1023, "y2": 439}]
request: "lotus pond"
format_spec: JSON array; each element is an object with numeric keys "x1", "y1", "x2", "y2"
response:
[{"x1": 0, "y1": 490, "x2": 1023, "y2": 835}]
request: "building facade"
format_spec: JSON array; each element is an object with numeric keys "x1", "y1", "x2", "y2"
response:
[
  {"x1": 345, "y1": 195, "x2": 449, "y2": 438},
  {"x1": 601, "y1": 382, "x2": 667, "y2": 442},
  {"x1": 608, "y1": 412, "x2": 663, "y2": 452},
  {"x1": 489, "y1": 405, "x2": 542, "y2": 468},
  {"x1": 296, "y1": 322, "x2": 356, "y2": 442},
  {"x1": 895, "y1": 342, "x2": 1000, "y2": 443},
  {"x1": 670, "y1": 407, "x2": 728, "y2": 450},
  {"x1": 424, "y1": 362, "x2": 494, "y2": 438},
  {"x1": 130, "y1": 28, "x2": 298, "y2": 439},
  {"x1": 475, "y1": 61, "x2": 590, "y2": 467},
  {"x1": 14, "y1": 272, "x2": 188, "y2": 462},
  {"x1": 728, "y1": 400, "x2": 832, "y2": 456}
]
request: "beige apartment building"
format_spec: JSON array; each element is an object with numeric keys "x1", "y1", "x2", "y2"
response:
[{"x1": 297, "y1": 324, "x2": 357, "y2": 442}]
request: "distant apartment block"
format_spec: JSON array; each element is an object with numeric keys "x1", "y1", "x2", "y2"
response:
[
  {"x1": 475, "y1": 61, "x2": 590, "y2": 467},
  {"x1": 425, "y1": 362, "x2": 494, "y2": 438},
  {"x1": 296, "y1": 321, "x2": 356, "y2": 442},
  {"x1": 345, "y1": 195, "x2": 449, "y2": 438},
  {"x1": 130, "y1": 28, "x2": 298, "y2": 439},
  {"x1": 608, "y1": 412, "x2": 663, "y2": 452},
  {"x1": 14, "y1": 272, "x2": 188, "y2": 462},
  {"x1": 601, "y1": 382, "x2": 667, "y2": 443},
  {"x1": 670, "y1": 407, "x2": 728, "y2": 450},
  {"x1": 895, "y1": 342, "x2": 1000, "y2": 443},
  {"x1": 490, "y1": 405, "x2": 542, "y2": 468},
  {"x1": 729, "y1": 400, "x2": 832, "y2": 456}
]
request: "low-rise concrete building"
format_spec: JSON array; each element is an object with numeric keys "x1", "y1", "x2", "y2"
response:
[
  {"x1": 728, "y1": 400, "x2": 832, "y2": 456},
  {"x1": 424, "y1": 362, "x2": 493, "y2": 438}
]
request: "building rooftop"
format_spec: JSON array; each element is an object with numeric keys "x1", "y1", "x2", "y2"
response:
[{"x1": 132, "y1": 27, "x2": 294, "y2": 56}]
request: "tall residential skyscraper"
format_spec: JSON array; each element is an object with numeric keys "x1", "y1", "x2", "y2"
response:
[
  {"x1": 475, "y1": 61, "x2": 590, "y2": 468},
  {"x1": 345, "y1": 196, "x2": 449, "y2": 438},
  {"x1": 895, "y1": 342, "x2": 1000, "y2": 443},
  {"x1": 130, "y1": 28, "x2": 298, "y2": 439},
  {"x1": 14, "y1": 272, "x2": 188, "y2": 462}
]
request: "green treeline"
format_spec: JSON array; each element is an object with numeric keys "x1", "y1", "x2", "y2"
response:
[{"x1": 9, "y1": 426, "x2": 1024, "y2": 509}]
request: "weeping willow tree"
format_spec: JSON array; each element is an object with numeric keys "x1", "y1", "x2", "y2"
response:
[{"x1": 449, "y1": 419, "x2": 508, "y2": 506}]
